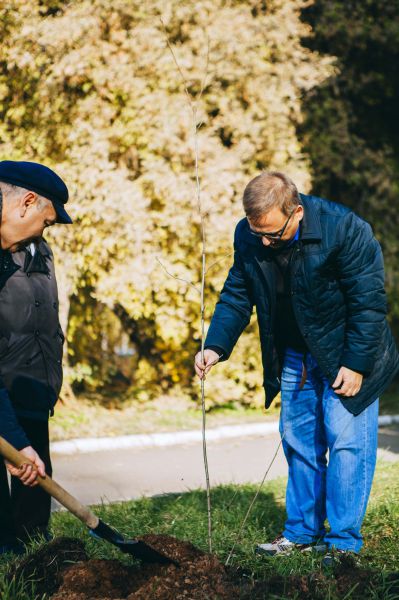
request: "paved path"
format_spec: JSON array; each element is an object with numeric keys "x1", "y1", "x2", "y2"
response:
[{"x1": 51, "y1": 425, "x2": 399, "y2": 507}]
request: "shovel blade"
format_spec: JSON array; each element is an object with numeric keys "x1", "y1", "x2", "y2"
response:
[
  {"x1": 89, "y1": 519, "x2": 176, "y2": 565},
  {"x1": 116, "y1": 538, "x2": 176, "y2": 564}
]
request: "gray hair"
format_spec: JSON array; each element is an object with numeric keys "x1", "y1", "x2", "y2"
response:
[
  {"x1": 243, "y1": 171, "x2": 300, "y2": 221},
  {"x1": 0, "y1": 181, "x2": 52, "y2": 212}
]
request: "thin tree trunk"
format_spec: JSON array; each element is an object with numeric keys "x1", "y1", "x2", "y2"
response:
[{"x1": 55, "y1": 257, "x2": 76, "y2": 405}]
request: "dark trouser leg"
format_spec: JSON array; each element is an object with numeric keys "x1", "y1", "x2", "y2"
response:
[
  {"x1": 0, "y1": 459, "x2": 16, "y2": 545},
  {"x1": 11, "y1": 417, "x2": 52, "y2": 543}
]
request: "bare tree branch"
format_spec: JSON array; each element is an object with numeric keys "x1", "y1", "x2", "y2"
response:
[
  {"x1": 161, "y1": 20, "x2": 213, "y2": 553},
  {"x1": 225, "y1": 434, "x2": 285, "y2": 566},
  {"x1": 198, "y1": 34, "x2": 210, "y2": 101},
  {"x1": 156, "y1": 257, "x2": 201, "y2": 295},
  {"x1": 160, "y1": 17, "x2": 193, "y2": 108},
  {"x1": 205, "y1": 252, "x2": 233, "y2": 275}
]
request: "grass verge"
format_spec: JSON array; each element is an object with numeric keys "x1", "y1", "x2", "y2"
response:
[
  {"x1": 50, "y1": 395, "x2": 279, "y2": 441},
  {"x1": 50, "y1": 386, "x2": 398, "y2": 442}
]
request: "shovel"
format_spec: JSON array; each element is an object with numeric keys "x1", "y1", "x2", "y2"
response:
[{"x1": 0, "y1": 436, "x2": 176, "y2": 565}]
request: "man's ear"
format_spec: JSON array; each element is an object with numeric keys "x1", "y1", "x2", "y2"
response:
[
  {"x1": 19, "y1": 191, "x2": 38, "y2": 217},
  {"x1": 297, "y1": 204, "x2": 304, "y2": 221}
]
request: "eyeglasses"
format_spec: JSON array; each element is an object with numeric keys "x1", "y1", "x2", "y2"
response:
[{"x1": 249, "y1": 209, "x2": 296, "y2": 240}]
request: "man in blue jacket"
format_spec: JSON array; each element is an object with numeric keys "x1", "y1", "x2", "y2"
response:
[
  {"x1": 0, "y1": 160, "x2": 72, "y2": 554},
  {"x1": 195, "y1": 171, "x2": 399, "y2": 563}
]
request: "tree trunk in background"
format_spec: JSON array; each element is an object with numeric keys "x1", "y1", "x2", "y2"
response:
[
  {"x1": 55, "y1": 258, "x2": 76, "y2": 405},
  {"x1": 113, "y1": 303, "x2": 157, "y2": 360}
]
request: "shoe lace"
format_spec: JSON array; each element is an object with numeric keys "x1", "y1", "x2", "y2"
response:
[{"x1": 271, "y1": 535, "x2": 287, "y2": 544}]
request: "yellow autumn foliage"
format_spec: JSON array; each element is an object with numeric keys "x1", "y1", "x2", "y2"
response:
[{"x1": 0, "y1": 0, "x2": 334, "y2": 406}]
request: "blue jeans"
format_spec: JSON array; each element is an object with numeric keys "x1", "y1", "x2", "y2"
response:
[{"x1": 279, "y1": 348, "x2": 379, "y2": 552}]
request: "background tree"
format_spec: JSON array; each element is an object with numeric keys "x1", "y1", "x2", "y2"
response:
[
  {"x1": 0, "y1": 0, "x2": 333, "y2": 405},
  {"x1": 299, "y1": 0, "x2": 399, "y2": 335}
]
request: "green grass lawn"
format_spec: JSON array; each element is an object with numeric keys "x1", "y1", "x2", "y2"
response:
[{"x1": 1, "y1": 461, "x2": 399, "y2": 599}]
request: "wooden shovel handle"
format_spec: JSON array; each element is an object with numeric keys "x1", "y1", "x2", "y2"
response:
[{"x1": 0, "y1": 436, "x2": 99, "y2": 530}]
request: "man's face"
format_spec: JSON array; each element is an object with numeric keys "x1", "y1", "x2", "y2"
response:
[
  {"x1": 1, "y1": 190, "x2": 57, "y2": 252},
  {"x1": 247, "y1": 205, "x2": 303, "y2": 249}
]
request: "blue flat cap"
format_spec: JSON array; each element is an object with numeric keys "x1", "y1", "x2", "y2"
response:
[{"x1": 0, "y1": 160, "x2": 72, "y2": 224}]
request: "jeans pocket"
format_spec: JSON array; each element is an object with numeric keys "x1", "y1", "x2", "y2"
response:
[
  {"x1": 282, "y1": 361, "x2": 305, "y2": 390},
  {"x1": 281, "y1": 368, "x2": 302, "y2": 388}
]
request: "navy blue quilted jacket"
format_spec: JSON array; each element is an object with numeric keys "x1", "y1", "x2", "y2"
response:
[{"x1": 205, "y1": 194, "x2": 399, "y2": 415}]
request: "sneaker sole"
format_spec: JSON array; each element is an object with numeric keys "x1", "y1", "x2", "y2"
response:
[
  {"x1": 255, "y1": 546, "x2": 293, "y2": 556},
  {"x1": 302, "y1": 543, "x2": 327, "y2": 554},
  {"x1": 256, "y1": 543, "x2": 327, "y2": 557}
]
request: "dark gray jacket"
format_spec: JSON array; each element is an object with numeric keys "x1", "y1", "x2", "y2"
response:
[
  {"x1": 0, "y1": 240, "x2": 64, "y2": 448},
  {"x1": 205, "y1": 194, "x2": 399, "y2": 415}
]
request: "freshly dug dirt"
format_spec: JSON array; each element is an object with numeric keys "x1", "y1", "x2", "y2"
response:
[
  {"x1": 51, "y1": 534, "x2": 239, "y2": 600},
  {"x1": 138, "y1": 534, "x2": 205, "y2": 564},
  {"x1": 9, "y1": 537, "x2": 87, "y2": 597},
  {"x1": 9, "y1": 536, "x2": 399, "y2": 600}
]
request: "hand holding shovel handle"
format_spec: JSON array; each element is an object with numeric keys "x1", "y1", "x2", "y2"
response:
[
  {"x1": 0, "y1": 435, "x2": 98, "y2": 527},
  {"x1": 0, "y1": 436, "x2": 175, "y2": 565}
]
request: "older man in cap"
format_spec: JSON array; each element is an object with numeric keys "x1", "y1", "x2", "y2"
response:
[{"x1": 0, "y1": 160, "x2": 72, "y2": 554}]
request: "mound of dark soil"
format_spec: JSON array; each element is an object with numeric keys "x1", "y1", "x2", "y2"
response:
[
  {"x1": 9, "y1": 536, "x2": 399, "y2": 600},
  {"x1": 9, "y1": 537, "x2": 87, "y2": 597},
  {"x1": 51, "y1": 534, "x2": 238, "y2": 600}
]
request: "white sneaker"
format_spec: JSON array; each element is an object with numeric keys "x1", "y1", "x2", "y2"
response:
[
  {"x1": 256, "y1": 534, "x2": 327, "y2": 556},
  {"x1": 322, "y1": 549, "x2": 360, "y2": 568}
]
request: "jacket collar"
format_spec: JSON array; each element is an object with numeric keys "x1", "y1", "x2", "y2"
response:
[
  {"x1": 0, "y1": 246, "x2": 21, "y2": 290},
  {"x1": 23, "y1": 246, "x2": 50, "y2": 275},
  {"x1": 298, "y1": 194, "x2": 322, "y2": 242},
  {"x1": 0, "y1": 238, "x2": 51, "y2": 279},
  {"x1": 22, "y1": 238, "x2": 51, "y2": 275},
  {"x1": 37, "y1": 238, "x2": 51, "y2": 257},
  {"x1": 0, "y1": 246, "x2": 19, "y2": 270},
  {"x1": 240, "y1": 193, "x2": 322, "y2": 247}
]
